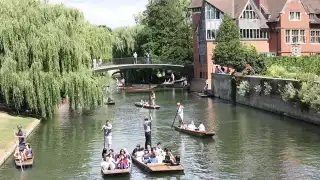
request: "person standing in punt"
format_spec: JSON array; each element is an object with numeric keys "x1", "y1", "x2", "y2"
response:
[
  {"x1": 151, "y1": 91, "x2": 156, "y2": 106},
  {"x1": 177, "y1": 103, "x2": 184, "y2": 128},
  {"x1": 143, "y1": 115, "x2": 152, "y2": 149},
  {"x1": 15, "y1": 125, "x2": 26, "y2": 151},
  {"x1": 101, "y1": 120, "x2": 112, "y2": 150}
]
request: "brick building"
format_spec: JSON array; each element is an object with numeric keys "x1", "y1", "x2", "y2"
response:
[{"x1": 189, "y1": 0, "x2": 320, "y2": 82}]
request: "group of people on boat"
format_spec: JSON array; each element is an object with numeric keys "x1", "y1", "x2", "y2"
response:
[
  {"x1": 101, "y1": 148, "x2": 130, "y2": 170},
  {"x1": 176, "y1": 102, "x2": 206, "y2": 131},
  {"x1": 132, "y1": 143, "x2": 180, "y2": 165},
  {"x1": 13, "y1": 125, "x2": 33, "y2": 161},
  {"x1": 139, "y1": 91, "x2": 156, "y2": 106}
]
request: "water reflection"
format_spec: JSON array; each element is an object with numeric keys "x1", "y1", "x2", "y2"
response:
[{"x1": 1, "y1": 89, "x2": 320, "y2": 180}]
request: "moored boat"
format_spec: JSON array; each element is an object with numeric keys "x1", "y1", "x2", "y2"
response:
[
  {"x1": 13, "y1": 147, "x2": 34, "y2": 168},
  {"x1": 173, "y1": 126, "x2": 215, "y2": 137},
  {"x1": 134, "y1": 102, "x2": 161, "y2": 109},
  {"x1": 197, "y1": 92, "x2": 208, "y2": 97},
  {"x1": 101, "y1": 152, "x2": 132, "y2": 176},
  {"x1": 131, "y1": 154, "x2": 184, "y2": 173},
  {"x1": 105, "y1": 101, "x2": 115, "y2": 105}
]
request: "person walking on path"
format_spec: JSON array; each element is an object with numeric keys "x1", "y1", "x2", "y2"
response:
[
  {"x1": 177, "y1": 103, "x2": 184, "y2": 127},
  {"x1": 143, "y1": 115, "x2": 152, "y2": 149},
  {"x1": 133, "y1": 52, "x2": 137, "y2": 64},
  {"x1": 101, "y1": 120, "x2": 112, "y2": 150},
  {"x1": 146, "y1": 52, "x2": 150, "y2": 64}
]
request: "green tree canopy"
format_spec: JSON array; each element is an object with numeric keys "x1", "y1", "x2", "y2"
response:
[
  {"x1": 214, "y1": 14, "x2": 265, "y2": 73},
  {"x1": 140, "y1": 0, "x2": 193, "y2": 65},
  {"x1": 0, "y1": 0, "x2": 112, "y2": 119}
]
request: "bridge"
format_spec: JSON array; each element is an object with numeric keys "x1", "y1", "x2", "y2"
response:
[{"x1": 92, "y1": 57, "x2": 184, "y2": 72}]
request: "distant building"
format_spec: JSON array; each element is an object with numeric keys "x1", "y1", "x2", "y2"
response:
[{"x1": 189, "y1": 0, "x2": 320, "y2": 81}]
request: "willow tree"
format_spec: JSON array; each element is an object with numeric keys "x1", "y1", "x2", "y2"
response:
[
  {"x1": 0, "y1": 0, "x2": 112, "y2": 119},
  {"x1": 112, "y1": 25, "x2": 145, "y2": 58}
]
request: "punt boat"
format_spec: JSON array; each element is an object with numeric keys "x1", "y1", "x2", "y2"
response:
[
  {"x1": 13, "y1": 147, "x2": 34, "y2": 168},
  {"x1": 101, "y1": 153, "x2": 132, "y2": 176},
  {"x1": 173, "y1": 126, "x2": 215, "y2": 138},
  {"x1": 131, "y1": 154, "x2": 184, "y2": 173},
  {"x1": 134, "y1": 102, "x2": 161, "y2": 109}
]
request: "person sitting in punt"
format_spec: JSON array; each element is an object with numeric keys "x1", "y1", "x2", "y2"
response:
[
  {"x1": 107, "y1": 97, "x2": 113, "y2": 103},
  {"x1": 136, "y1": 147, "x2": 144, "y2": 158},
  {"x1": 101, "y1": 154, "x2": 116, "y2": 170},
  {"x1": 146, "y1": 144, "x2": 151, "y2": 151},
  {"x1": 108, "y1": 149, "x2": 115, "y2": 159},
  {"x1": 143, "y1": 101, "x2": 149, "y2": 106},
  {"x1": 198, "y1": 123, "x2": 205, "y2": 131},
  {"x1": 163, "y1": 149, "x2": 175, "y2": 164},
  {"x1": 102, "y1": 148, "x2": 108, "y2": 159},
  {"x1": 24, "y1": 144, "x2": 33, "y2": 158},
  {"x1": 14, "y1": 148, "x2": 23, "y2": 161},
  {"x1": 187, "y1": 121, "x2": 196, "y2": 131},
  {"x1": 142, "y1": 149, "x2": 150, "y2": 163},
  {"x1": 117, "y1": 154, "x2": 129, "y2": 169},
  {"x1": 147, "y1": 147, "x2": 158, "y2": 164},
  {"x1": 116, "y1": 149, "x2": 127, "y2": 161},
  {"x1": 132, "y1": 144, "x2": 141, "y2": 156},
  {"x1": 156, "y1": 142, "x2": 163, "y2": 163}
]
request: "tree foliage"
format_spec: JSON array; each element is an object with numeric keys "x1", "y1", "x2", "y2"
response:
[
  {"x1": 0, "y1": 0, "x2": 112, "y2": 119},
  {"x1": 112, "y1": 25, "x2": 145, "y2": 58},
  {"x1": 214, "y1": 14, "x2": 265, "y2": 73},
  {"x1": 140, "y1": 0, "x2": 193, "y2": 65}
]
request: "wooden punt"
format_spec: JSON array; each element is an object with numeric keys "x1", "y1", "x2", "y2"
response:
[
  {"x1": 105, "y1": 101, "x2": 115, "y2": 105},
  {"x1": 134, "y1": 102, "x2": 161, "y2": 109},
  {"x1": 101, "y1": 154, "x2": 132, "y2": 176},
  {"x1": 197, "y1": 92, "x2": 208, "y2": 97},
  {"x1": 13, "y1": 149, "x2": 34, "y2": 167},
  {"x1": 174, "y1": 126, "x2": 215, "y2": 137},
  {"x1": 131, "y1": 155, "x2": 184, "y2": 173}
]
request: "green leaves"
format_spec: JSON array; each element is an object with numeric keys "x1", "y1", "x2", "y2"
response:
[
  {"x1": 0, "y1": 0, "x2": 111, "y2": 119},
  {"x1": 214, "y1": 15, "x2": 265, "y2": 73}
]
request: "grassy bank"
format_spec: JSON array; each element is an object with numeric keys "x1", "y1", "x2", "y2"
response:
[{"x1": 0, "y1": 113, "x2": 38, "y2": 149}]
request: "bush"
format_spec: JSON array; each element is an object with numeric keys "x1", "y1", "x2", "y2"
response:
[
  {"x1": 237, "y1": 80, "x2": 250, "y2": 96},
  {"x1": 280, "y1": 83, "x2": 297, "y2": 101}
]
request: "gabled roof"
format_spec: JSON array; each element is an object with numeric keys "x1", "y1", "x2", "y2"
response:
[
  {"x1": 189, "y1": 0, "x2": 203, "y2": 9},
  {"x1": 301, "y1": 0, "x2": 320, "y2": 14},
  {"x1": 260, "y1": 0, "x2": 287, "y2": 22}
]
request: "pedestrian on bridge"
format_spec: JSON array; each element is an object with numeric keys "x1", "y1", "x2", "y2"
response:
[
  {"x1": 133, "y1": 52, "x2": 137, "y2": 64},
  {"x1": 146, "y1": 52, "x2": 150, "y2": 64},
  {"x1": 93, "y1": 56, "x2": 97, "y2": 69}
]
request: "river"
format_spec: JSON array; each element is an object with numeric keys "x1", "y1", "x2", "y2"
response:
[{"x1": 1, "y1": 88, "x2": 320, "y2": 180}]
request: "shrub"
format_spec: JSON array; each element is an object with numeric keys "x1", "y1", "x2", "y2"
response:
[
  {"x1": 263, "y1": 82, "x2": 272, "y2": 95},
  {"x1": 237, "y1": 80, "x2": 250, "y2": 96},
  {"x1": 281, "y1": 83, "x2": 297, "y2": 101}
]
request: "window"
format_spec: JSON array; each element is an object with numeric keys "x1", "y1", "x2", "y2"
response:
[
  {"x1": 289, "y1": 12, "x2": 301, "y2": 20},
  {"x1": 240, "y1": 29, "x2": 269, "y2": 39},
  {"x1": 285, "y1": 29, "x2": 306, "y2": 44},
  {"x1": 205, "y1": 3, "x2": 223, "y2": 19},
  {"x1": 207, "y1": 29, "x2": 216, "y2": 40},
  {"x1": 310, "y1": 30, "x2": 320, "y2": 43},
  {"x1": 240, "y1": 4, "x2": 259, "y2": 19}
]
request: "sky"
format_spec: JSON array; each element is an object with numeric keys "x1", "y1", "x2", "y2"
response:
[{"x1": 49, "y1": 0, "x2": 148, "y2": 29}]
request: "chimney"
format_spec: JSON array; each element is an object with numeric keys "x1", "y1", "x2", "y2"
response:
[{"x1": 255, "y1": 0, "x2": 260, "y2": 9}]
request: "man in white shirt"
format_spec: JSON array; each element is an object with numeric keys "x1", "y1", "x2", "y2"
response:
[
  {"x1": 143, "y1": 115, "x2": 152, "y2": 149},
  {"x1": 187, "y1": 121, "x2": 196, "y2": 131},
  {"x1": 101, "y1": 120, "x2": 112, "y2": 150},
  {"x1": 198, "y1": 123, "x2": 206, "y2": 131},
  {"x1": 177, "y1": 103, "x2": 184, "y2": 127}
]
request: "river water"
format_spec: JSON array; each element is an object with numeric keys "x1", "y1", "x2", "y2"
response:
[{"x1": 1, "y1": 88, "x2": 320, "y2": 180}]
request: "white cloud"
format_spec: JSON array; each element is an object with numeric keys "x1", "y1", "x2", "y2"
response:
[{"x1": 49, "y1": 0, "x2": 147, "y2": 29}]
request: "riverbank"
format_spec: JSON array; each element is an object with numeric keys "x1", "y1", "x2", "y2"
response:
[{"x1": 0, "y1": 113, "x2": 40, "y2": 166}]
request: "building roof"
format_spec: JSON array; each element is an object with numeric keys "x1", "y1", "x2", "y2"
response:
[
  {"x1": 189, "y1": 0, "x2": 203, "y2": 9},
  {"x1": 259, "y1": 0, "x2": 286, "y2": 22},
  {"x1": 301, "y1": 0, "x2": 320, "y2": 14}
]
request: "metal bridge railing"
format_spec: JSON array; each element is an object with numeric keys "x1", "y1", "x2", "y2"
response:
[{"x1": 93, "y1": 57, "x2": 173, "y2": 68}]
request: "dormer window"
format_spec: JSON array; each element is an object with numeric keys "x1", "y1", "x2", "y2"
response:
[
  {"x1": 289, "y1": 12, "x2": 301, "y2": 21},
  {"x1": 240, "y1": 4, "x2": 259, "y2": 19},
  {"x1": 309, "y1": 13, "x2": 315, "y2": 20}
]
